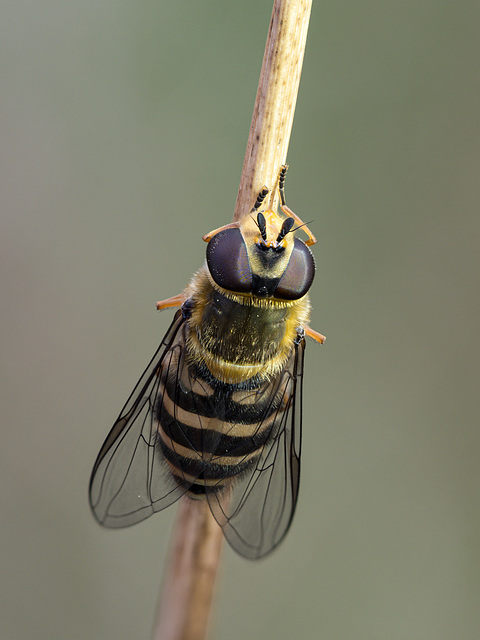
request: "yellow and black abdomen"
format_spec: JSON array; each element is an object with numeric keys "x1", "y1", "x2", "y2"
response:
[{"x1": 154, "y1": 335, "x2": 287, "y2": 497}]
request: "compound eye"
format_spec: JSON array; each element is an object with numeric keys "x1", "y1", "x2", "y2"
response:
[
  {"x1": 274, "y1": 238, "x2": 315, "y2": 300},
  {"x1": 206, "y1": 228, "x2": 252, "y2": 293}
]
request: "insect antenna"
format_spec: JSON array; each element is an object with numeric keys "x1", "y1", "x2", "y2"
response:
[
  {"x1": 257, "y1": 212, "x2": 268, "y2": 242},
  {"x1": 292, "y1": 220, "x2": 314, "y2": 235},
  {"x1": 276, "y1": 217, "x2": 295, "y2": 243}
]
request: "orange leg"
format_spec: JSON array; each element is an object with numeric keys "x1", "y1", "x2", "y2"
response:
[
  {"x1": 202, "y1": 221, "x2": 240, "y2": 243},
  {"x1": 156, "y1": 293, "x2": 186, "y2": 311},
  {"x1": 305, "y1": 325, "x2": 326, "y2": 344},
  {"x1": 280, "y1": 204, "x2": 317, "y2": 246},
  {"x1": 278, "y1": 165, "x2": 317, "y2": 247}
]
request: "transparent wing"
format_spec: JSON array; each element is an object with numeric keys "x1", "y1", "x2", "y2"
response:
[
  {"x1": 89, "y1": 310, "x2": 195, "y2": 527},
  {"x1": 206, "y1": 339, "x2": 305, "y2": 559},
  {"x1": 90, "y1": 311, "x2": 305, "y2": 558}
]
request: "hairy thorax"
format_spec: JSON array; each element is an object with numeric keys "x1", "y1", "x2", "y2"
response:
[{"x1": 184, "y1": 265, "x2": 310, "y2": 384}]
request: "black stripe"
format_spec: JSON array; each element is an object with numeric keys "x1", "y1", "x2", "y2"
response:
[
  {"x1": 158, "y1": 438, "x2": 259, "y2": 481},
  {"x1": 157, "y1": 402, "x2": 274, "y2": 456},
  {"x1": 161, "y1": 370, "x2": 280, "y2": 423},
  {"x1": 174, "y1": 477, "x2": 225, "y2": 496}
]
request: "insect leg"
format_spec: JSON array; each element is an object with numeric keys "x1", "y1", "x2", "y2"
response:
[
  {"x1": 252, "y1": 186, "x2": 269, "y2": 212},
  {"x1": 278, "y1": 164, "x2": 289, "y2": 205},
  {"x1": 202, "y1": 221, "x2": 240, "y2": 243},
  {"x1": 278, "y1": 165, "x2": 317, "y2": 247},
  {"x1": 280, "y1": 204, "x2": 317, "y2": 247},
  {"x1": 304, "y1": 325, "x2": 326, "y2": 344},
  {"x1": 156, "y1": 293, "x2": 186, "y2": 311}
]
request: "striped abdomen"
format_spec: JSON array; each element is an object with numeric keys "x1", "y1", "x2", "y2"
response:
[{"x1": 155, "y1": 342, "x2": 290, "y2": 497}]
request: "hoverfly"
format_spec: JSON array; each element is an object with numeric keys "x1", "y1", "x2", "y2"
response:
[{"x1": 89, "y1": 165, "x2": 325, "y2": 559}]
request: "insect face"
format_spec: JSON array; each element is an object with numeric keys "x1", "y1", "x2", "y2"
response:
[{"x1": 206, "y1": 209, "x2": 315, "y2": 300}]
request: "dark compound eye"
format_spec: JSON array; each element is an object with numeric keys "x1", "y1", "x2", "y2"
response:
[
  {"x1": 206, "y1": 228, "x2": 252, "y2": 293},
  {"x1": 274, "y1": 238, "x2": 315, "y2": 300}
]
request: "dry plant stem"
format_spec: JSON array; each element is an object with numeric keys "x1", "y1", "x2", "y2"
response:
[
  {"x1": 233, "y1": 0, "x2": 313, "y2": 221},
  {"x1": 153, "y1": 498, "x2": 224, "y2": 640},
  {"x1": 154, "y1": 1, "x2": 313, "y2": 639}
]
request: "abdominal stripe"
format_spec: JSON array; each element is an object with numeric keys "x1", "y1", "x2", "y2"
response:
[
  {"x1": 157, "y1": 395, "x2": 276, "y2": 456},
  {"x1": 159, "y1": 441, "x2": 258, "y2": 481},
  {"x1": 162, "y1": 368, "x2": 280, "y2": 423},
  {"x1": 154, "y1": 359, "x2": 289, "y2": 489}
]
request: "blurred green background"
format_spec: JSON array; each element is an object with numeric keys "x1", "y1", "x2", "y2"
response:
[{"x1": 1, "y1": 1, "x2": 479, "y2": 638}]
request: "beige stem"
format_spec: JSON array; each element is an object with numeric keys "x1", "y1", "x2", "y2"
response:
[
  {"x1": 153, "y1": 1, "x2": 313, "y2": 638},
  {"x1": 153, "y1": 498, "x2": 224, "y2": 640},
  {"x1": 233, "y1": 0, "x2": 313, "y2": 221}
]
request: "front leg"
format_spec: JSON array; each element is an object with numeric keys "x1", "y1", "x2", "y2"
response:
[
  {"x1": 156, "y1": 293, "x2": 186, "y2": 311},
  {"x1": 304, "y1": 325, "x2": 326, "y2": 344},
  {"x1": 202, "y1": 221, "x2": 240, "y2": 243}
]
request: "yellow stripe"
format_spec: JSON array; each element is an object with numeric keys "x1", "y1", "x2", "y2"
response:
[
  {"x1": 158, "y1": 377, "x2": 282, "y2": 439},
  {"x1": 158, "y1": 422, "x2": 262, "y2": 467}
]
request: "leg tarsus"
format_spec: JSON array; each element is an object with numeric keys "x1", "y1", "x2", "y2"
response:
[
  {"x1": 278, "y1": 164, "x2": 289, "y2": 206},
  {"x1": 252, "y1": 186, "x2": 269, "y2": 212}
]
